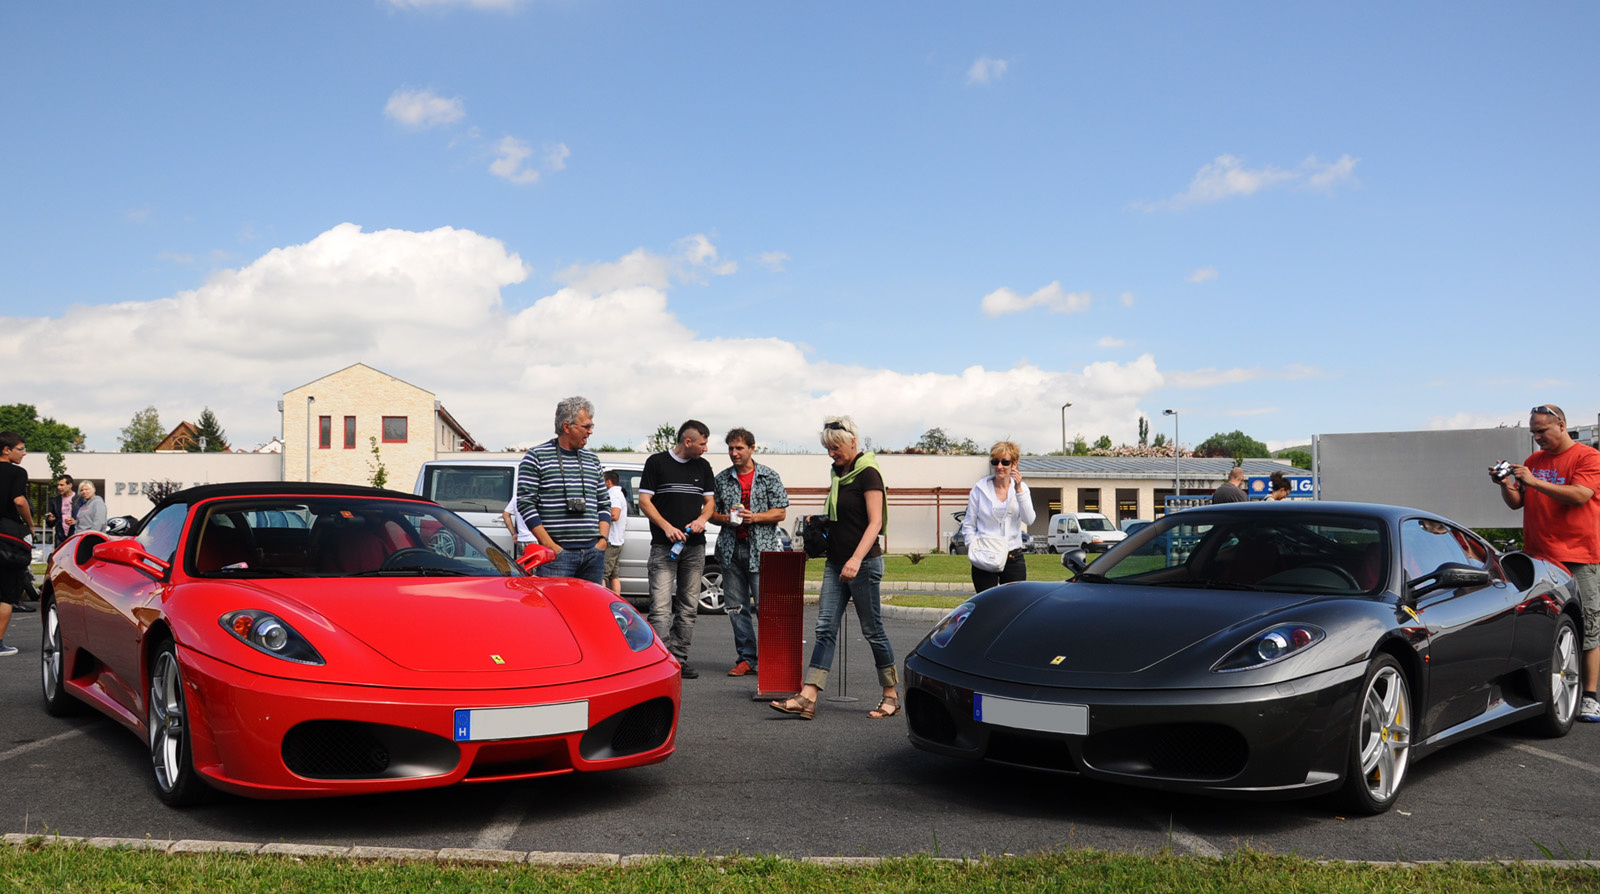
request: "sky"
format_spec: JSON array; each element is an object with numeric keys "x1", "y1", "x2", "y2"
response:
[{"x1": 2, "y1": 2, "x2": 1595, "y2": 455}]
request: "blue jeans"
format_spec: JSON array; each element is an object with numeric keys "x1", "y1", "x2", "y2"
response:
[
  {"x1": 723, "y1": 541, "x2": 758, "y2": 666},
  {"x1": 648, "y1": 542, "x2": 704, "y2": 663},
  {"x1": 805, "y1": 556, "x2": 896, "y2": 690},
  {"x1": 537, "y1": 544, "x2": 605, "y2": 586}
]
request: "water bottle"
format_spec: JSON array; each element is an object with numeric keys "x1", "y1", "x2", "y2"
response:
[{"x1": 669, "y1": 525, "x2": 692, "y2": 559}]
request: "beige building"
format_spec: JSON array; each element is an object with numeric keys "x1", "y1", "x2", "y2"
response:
[{"x1": 281, "y1": 363, "x2": 480, "y2": 488}]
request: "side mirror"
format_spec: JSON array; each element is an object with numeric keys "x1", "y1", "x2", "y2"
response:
[
  {"x1": 91, "y1": 539, "x2": 170, "y2": 578},
  {"x1": 1407, "y1": 562, "x2": 1491, "y2": 599},
  {"x1": 516, "y1": 544, "x2": 556, "y2": 572},
  {"x1": 104, "y1": 516, "x2": 135, "y2": 535},
  {"x1": 1061, "y1": 548, "x2": 1090, "y2": 576}
]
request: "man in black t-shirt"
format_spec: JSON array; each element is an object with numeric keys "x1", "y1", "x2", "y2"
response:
[
  {"x1": 638, "y1": 420, "x2": 716, "y2": 678},
  {"x1": 0, "y1": 431, "x2": 34, "y2": 656}
]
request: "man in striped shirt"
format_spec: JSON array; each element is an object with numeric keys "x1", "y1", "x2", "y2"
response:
[{"x1": 516, "y1": 396, "x2": 611, "y2": 585}]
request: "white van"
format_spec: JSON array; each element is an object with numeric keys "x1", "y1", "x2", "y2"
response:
[
  {"x1": 414, "y1": 458, "x2": 726, "y2": 613},
  {"x1": 1046, "y1": 512, "x2": 1127, "y2": 554}
]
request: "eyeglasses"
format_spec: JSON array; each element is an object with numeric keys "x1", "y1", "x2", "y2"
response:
[
  {"x1": 1531, "y1": 405, "x2": 1565, "y2": 422},
  {"x1": 990, "y1": 458, "x2": 1013, "y2": 466}
]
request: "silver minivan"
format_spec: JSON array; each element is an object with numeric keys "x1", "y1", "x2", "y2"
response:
[{"x1": 414, "y1": 458, "x2": 726, "y2": 613}]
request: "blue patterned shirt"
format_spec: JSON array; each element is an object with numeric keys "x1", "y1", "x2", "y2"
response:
[{"x1": 713, "y1": 462, "x2": 790, "y2": 572}]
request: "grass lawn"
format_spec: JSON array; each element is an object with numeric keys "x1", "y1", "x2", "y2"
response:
[{"x1": 803, "y1": 553, "x2": 1073, "y2": 584}]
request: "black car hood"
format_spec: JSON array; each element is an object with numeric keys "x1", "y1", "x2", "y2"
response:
[{"x1": 980, "y1": 582, "x2": 1320, "y2": 679}]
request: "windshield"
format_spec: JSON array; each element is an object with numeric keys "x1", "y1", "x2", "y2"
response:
[
  {"x1": 1089, "y1": 510, "x2": 1387, "y2": 595},
  {"x1": 187, "y1": 496, "x2": 523, "y2": 579},
  {"x1": 1079, "y1": 517, "x2": 1117, "y2": 532},
  {"x1": 420, "y1": 465, "x2": 513, "y2": 514}
]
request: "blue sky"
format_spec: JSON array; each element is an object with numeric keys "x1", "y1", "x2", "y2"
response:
[{"x1": 2, "y1": 2, "x2": 1594, "y2": 454}]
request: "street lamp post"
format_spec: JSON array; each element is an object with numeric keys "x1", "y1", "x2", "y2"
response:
[
  {"x1": 1060, "y1": 402, "x2": 1072, "y2": 454},
  {"x1": 1163, "y1": 409, "x2": 1180, "y2": 497},
  {"x1": 305, "y1": 395, "x2": 315, "y2": 483}
]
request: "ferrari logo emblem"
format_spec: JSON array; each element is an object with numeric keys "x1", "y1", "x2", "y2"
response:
[
  {"x1": 1050, "y1": 656, "x2": 1065, "y2": 665},
  {"x1": 491, "y1": 654, "x2": 505, "y2": 665}
]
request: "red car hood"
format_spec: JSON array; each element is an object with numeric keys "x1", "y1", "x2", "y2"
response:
[{"x1": 282, "y1": 577, "x2": 583, "y2": 673}]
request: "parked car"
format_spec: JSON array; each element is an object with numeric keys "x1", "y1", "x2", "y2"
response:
[
  {"x1": 904, "y1": 501, "x2": 1580, "y2": 814},
  {"x1": 1045, "y1": 512, "x2": 1126, "y2": 553},
  {"x1": 415, "y1": 458, "x2": 727, "y2": 614},
  {"x1": 1119, "y1": 518, "x2": 1152, "y2": 532},
  {"x1": 40, "y1": 482, "x2": 679, "y2": 804}
]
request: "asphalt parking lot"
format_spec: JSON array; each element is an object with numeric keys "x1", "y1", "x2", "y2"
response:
[{"x1": 3, "y1": 599, "x2": 1599, "y2": 861}]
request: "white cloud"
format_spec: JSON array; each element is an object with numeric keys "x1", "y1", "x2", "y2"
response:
[
  {"x1": 980, "y1": 282, "x2": 1091, "y2": 317},
  {"x1": 1168, "y1": 364, "x2": 1320, "y2": 388},
  {"x1": 3, "y1": 225, "x2": 1315, "y2": 454},
  {"x1": 758, "y1": 251, "x2": 790, "y2": 272},
  {"x1": 384, "y1": 89, "x2": 466, "y2": 130},
  {"x1": 489, "y1": 136, "x2": 568, "y2": 185},
  {"x1": 1140, "y1": 153, "x2": 1361, "y2": 210},
  {"x1": 1097, "y1": 336, "x2": 1126, "y2": 348},
  {"x1": 544, "y1": 142, "x2": 570, "y2": 172},
  {"x1": 966, "y1": 56, "x2": 1008, "y2": 86},
  {"x1": 1119, "y1": 291, "x2": 1135, "y2": 307},
  {"x1": 1188, "y1": 267, "x2": 1218, "y2": 284}
]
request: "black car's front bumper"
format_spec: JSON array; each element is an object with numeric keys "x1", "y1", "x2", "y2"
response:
[{"x1": 904, "y1": 652, "x2": 1367, "y2": 799}]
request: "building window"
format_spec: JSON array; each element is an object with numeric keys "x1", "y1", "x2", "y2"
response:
[
  {"x1": 382, "y1": 416, "x2": 408, "y2": 443},
  {"x1": 1077, "y1": 487, "x2": 1100, "y2": 513},
  {"x1": 1116, "y1": 489, "x2": 1139, "y2": 523},
  {"x1": 318, "y1": 416, "x2": 331, "y2": 449},
  {"x1": 344, "y1": 416, "x2": 357, "y2": 449}
]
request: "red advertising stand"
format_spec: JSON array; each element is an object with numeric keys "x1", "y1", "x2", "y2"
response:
[{"x1": 754, "y1": 550, "x2": 806, "y2": 701}]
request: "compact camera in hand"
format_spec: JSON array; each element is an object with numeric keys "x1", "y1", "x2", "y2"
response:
[{"x1": 1489, "y1": 460, "x2": 1514, "y2": 482}]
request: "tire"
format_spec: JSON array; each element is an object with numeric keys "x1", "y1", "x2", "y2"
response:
[
  {"x1": 1341, "y1": 653, "x2": 1411, "y2": 815},
  {"x1": 148, "y1": 641, "x2": 210, "y2": 806},
  {"x1": 40, "y1": 598, "x2": 81, "y2": 717},
  {"x1": 697, "y1": 565, "x2": 725, "y2": 614},
  {"x1": 1528, "y1": 614, "x2": 1580, "y2": 738}
]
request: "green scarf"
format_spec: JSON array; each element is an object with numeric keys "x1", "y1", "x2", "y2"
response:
[{"x1": 826, "y1": 451, "x2": 888, "y2": 536}]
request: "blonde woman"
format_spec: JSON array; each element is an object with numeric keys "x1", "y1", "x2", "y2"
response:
[
  {"x1": 960, "y1": 441, "x2": 1035, "y2": 593},
  {"x1": 771, "y1": 416, "x2": 899, "y2": 720}
]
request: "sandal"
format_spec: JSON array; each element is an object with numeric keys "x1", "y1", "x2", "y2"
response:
[
  {"x1": 869, "y1": 696, "x2": 900, "y2": 719},
  {"x1": 769, "y1": 694, "x2": 816, "y2": 720}
]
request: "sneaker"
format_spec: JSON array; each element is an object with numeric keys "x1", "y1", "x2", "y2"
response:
[
  {"x1": 679, "y1": 662, "x2": 700, "y2": 679},
  {"x1": 1581, "y1": 695, "x2": 1600, "y2": 723},
  {"x1": 0, "y1": 642, "x2": 17, "y2": 658},
  {"x1": 727, "y1": 660, "x2": 754, "y2": 677}
]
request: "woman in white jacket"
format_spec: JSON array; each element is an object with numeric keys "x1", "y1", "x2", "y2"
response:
[{"x1": 959, "y1": 440, "x2": 1035, "y2": 593}]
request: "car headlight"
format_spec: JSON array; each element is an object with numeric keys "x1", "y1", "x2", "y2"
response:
[
  {"x1": 928, "y1": 602, "x2": 976, "y2": 649},
  {"x1": 610, "y1": 601, "x2": 656, "y2": 652},
  {"x1": 218, "y1": 610, "x2": 325, "y2": 665},
  {"x1": 1213, "y1": 623, "x2": 1324, "y2": 672}
]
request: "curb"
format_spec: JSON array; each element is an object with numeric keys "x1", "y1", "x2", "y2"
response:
[{"x1": 7, "y1": 834, "x2": 1600, "y2": 870}]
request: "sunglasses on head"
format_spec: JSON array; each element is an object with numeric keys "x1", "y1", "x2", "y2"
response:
[
  {"x1": 1531, "y1": 405, "x2": 1565, "y2": 422},
  {"x1": 824, "y1": 421, "x2": 848, "y2": 431},
  {"x1": 990, "y1": 458, "x2": 1013, "y2": 466}
]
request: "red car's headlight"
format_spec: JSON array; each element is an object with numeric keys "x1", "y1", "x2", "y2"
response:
[{"x1": 218, "y1": 610, "x2": 325, "y2": 665}]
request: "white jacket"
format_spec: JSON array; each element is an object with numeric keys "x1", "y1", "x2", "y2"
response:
[{"x1": 960, "y1": 476, "x2": 1036, "y2": 552}]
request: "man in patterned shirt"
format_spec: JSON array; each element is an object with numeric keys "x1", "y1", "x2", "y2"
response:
[
  {"x1": 710, "y1": 428, "x2": 789, "y2": 677},
  {"x1": 516, "y1": 396, "x2": 611, "y2": 586}
]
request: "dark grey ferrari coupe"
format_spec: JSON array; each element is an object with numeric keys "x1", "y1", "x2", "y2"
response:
[{"x1": 904, "y1": 502, "x2": 1581, "y2": 814}]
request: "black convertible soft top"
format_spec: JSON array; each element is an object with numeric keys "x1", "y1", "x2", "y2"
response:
[{"x1": 148, "y1": 481, "x2": 429, "y2": 514}]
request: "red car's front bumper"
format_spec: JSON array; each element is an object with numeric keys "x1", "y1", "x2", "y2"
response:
[{"x1": 178, "y1": 645, "x2": 681, "y2": 799}]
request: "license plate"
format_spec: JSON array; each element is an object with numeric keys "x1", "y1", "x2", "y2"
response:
[
  {"x1": 973, "y1": 694, "x2": 1088, "y2": 735},
  {"x1": 453, "y1": 701, "x2": 588, "y2": 742}
]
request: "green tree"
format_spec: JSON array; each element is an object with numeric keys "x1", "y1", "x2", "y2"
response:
[
  {"x1": 367, "y1": 436, "x2": 389, "y2": 489},
  {"x1": 1138, "y1": 416, "x2": 1149, "y2": 447},
  {"x1": 1092, "y1": 434, "x2": 1113, "y2": 451},
  {"x1": 911, "y1": 428, "x2": 981, "y2": 455},
  {"x1": 1192, "y1": 430, "x2": 1270, "y2": 460},
  {"x1": 646, "y1": 422, "x2": 678, "y2": 454},
  {"x1": 1282, "y1": 449, "x2": 1312, "y2": 470},
  {"x1": 0, "y1": 403, "x2": 84, "y2": 478},
  {"x1": 119, "y1": 406, "x2": 164, "y2": 453},
  {"x1": 1069, "y1": 434, "x2": 1089, "y2": 456},
  {"x1": 1151, "y1": 432, "x2": 1168, "y2": 449},
  {"x1": 186, "y1": 408, "x2": 229, "y2": 452}
]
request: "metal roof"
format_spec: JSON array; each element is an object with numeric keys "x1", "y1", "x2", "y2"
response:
[{"x1": 1018, "y1": 456, "x2": 1300, "y2": 480}]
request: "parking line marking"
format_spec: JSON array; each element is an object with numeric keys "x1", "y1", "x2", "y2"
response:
[
  {"x1": 1140, "y1": 812, "x2": 1223, "y2": 857},
  {"x1": 472, "y1": 796, "x2": 526, "y2": 851},
  {"x1": 0, "y1": 729, "x2": 84, "y2": 764},
  {"x1": 1512, "y1": 743, "x2": 1600, "y2": 776}
]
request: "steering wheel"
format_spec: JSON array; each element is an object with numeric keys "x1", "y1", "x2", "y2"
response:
[
  {"x1": 380, "y1": 547, "x2": 440, "y2": 570},
  {"x1": 1301, "y1": 562, "x2": 1360, "y2": 589}
]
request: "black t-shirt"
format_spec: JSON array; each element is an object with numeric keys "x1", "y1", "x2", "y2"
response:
[
  {"x1": 0, "y1": 462, "x2": 27, "y2": 526},
  {"x1": 639, "y1": 450, "x2": 715, "y2": 546},
  {"x1": 827, "y1": 456, "x2": 884, "y2": 564}
]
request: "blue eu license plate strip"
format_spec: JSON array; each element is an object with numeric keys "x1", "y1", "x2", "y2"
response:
[{"x1": 973, "y1": 693, "x2": 1088, "y2": 735}]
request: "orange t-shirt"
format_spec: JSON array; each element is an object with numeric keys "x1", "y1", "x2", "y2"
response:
[{"x1": 1522, "y1": 442, "x2": 1600, "y2": 566}]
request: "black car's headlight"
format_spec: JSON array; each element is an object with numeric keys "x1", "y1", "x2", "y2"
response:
[
  {"x1": 1213, "y1": 623, "x2": 1324, "y2": 673},
  {"x1": 610, "y1": 601, "x2": 656, "y2": 652},
  {"x1": 927, "y1": 602, "x2": 976, "y2": 649},
  {"x1": 218, "y1": 610, "x2": 325, "y2": 665}
]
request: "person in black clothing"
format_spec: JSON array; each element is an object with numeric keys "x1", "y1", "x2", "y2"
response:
[
  {"x1": 638, "y1": 420, "x2": 716, "y2": 678},
  {"x1": 0, "y1": 432, "x2": 34, "y2": 654}
]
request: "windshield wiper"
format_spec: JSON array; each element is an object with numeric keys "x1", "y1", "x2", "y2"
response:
[{"x1": 347, "y1": 567, "x2": 473, "y2": 577}]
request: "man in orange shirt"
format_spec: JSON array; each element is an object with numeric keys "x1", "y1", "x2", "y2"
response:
[{"x1": 1495, "y1": 404, "x2": 1600, "y2": 722}]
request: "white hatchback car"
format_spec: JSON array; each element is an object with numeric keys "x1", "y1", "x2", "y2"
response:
[{"x1": 414, "y1": 458, "x2": 726, "y2": 613}]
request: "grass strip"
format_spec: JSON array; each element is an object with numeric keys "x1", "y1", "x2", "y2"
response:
[{"x1": 2, "y1": 844, "x2": 1598, "y2": 894}]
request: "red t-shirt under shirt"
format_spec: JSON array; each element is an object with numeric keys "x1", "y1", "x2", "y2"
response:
[
  {"x1": 735, "y1": 468, "x2": 754, "y2": 540},
  {"x1": 1522, "y1": 442, "x2": 1600, "y2": 566}
]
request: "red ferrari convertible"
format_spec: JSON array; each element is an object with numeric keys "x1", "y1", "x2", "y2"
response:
[{"x1": 41, "y1": 482, "x2": 679, "y2": 805}]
